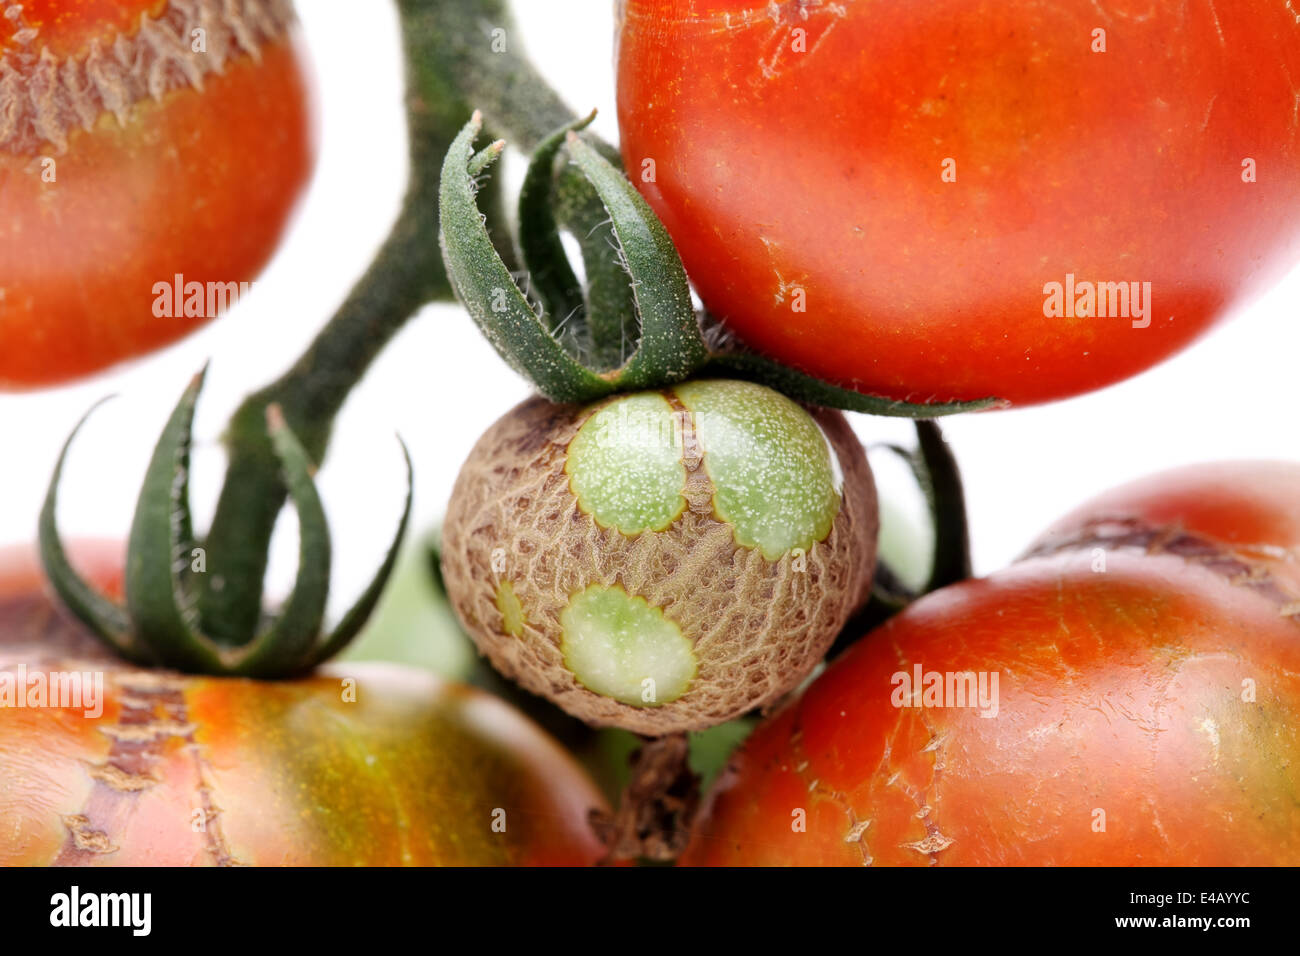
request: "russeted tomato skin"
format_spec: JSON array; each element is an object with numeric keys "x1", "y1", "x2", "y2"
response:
[
  {"x1": 617, "y1": 0, "x2": 1300, "y2": 406},
  {"x1": 0, "y1": 545, "x2": 609, "y2": 866},
  {"x1": 0, "y1": 0, "x2": 315, "y2": 388},
  {"x1": 682, "y1": 462, "x2": 1300, "y2": 866},
  {"x1": 441, "y1": 381, "x2": 878, "y2": 736}
]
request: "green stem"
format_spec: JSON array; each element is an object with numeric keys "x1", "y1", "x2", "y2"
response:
[{"x1": 199, "y1": 0, "x2": 588, "y2": 643}]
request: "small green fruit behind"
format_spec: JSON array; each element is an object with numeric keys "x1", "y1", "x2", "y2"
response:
[{"x1": 441, "y1": 379, "x2": 878, "y2": 735}]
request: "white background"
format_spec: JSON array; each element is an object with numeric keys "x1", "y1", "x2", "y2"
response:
[{"x1": 4, "y1": 1, "x2": 1299, "y2": 610}]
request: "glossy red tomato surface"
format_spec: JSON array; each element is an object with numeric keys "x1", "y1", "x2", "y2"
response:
[
  {"x1": 0, "y1": 544, "x2": 610, "y2": 865},
  {"x1": 0, "y1": 0, "x2": 315, "y2": 388},
  {"x1": 683, "y1": 462, "x2": 1300, "y2": 865},
  {"x1": 617, "y1": 0, "x2": 1300, "y2": 406}
]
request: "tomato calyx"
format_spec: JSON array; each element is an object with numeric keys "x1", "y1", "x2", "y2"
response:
[
  {"x1": 442, "y1": 111, "x2": 707, "y2": 402},
  {"x1": 440, "y1": 112, "x2": 1002, "y2": 418},
  {"x1": 38, "y1": 367, "x2": 413, "y2": 678}
]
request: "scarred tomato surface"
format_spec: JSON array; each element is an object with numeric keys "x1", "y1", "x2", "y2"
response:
[
  {"x1": 683, "y1": 462, "x2": 1300, "y2": 865},
  {"x1": 0, "y1": 545, "x2": 609, "y2": 865},
  {"x1": 0, "y1": 0, "x2": 315, "y2": 388},
  {"x1": 617, "y1": 0, "x2": 1300, "y2": 406}
]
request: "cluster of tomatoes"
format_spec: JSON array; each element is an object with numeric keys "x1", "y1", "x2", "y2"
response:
[{"x1": 2, "y1": 0, "x2": 1299, "y2": 866}]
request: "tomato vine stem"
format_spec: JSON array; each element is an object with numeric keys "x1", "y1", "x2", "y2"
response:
[{"x1": 197, "y1": 0, "x2": 602, "y2": 645}]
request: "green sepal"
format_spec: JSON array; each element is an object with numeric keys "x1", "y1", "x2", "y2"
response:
[
  {"x1": 517, "y1": 113, "x2": 596, "y2": 343},
  {"x1": 704, "y1": 351, "x2": 1003, "y2": 418},
  {"x1": 40, "y1": 371, "x2": 411, "y2": 679},
  {"x1": 120, "y1": 376, "x2": 334, "y2": 675},
  {"x1": 304, "y1": 438, "x2": 414, "y2": 668},
  {"x1": 517, "y1": 113, "x2": 637, "y2": 368},
  {"x1": 442, "y1": 112, "x2": 711, "y2": 402},
  {"x1": 563, "y1": 134, "x2": 708, "y2": 388},
  {"x1": 123, "y1": 367, "x2": 228, "y2": 673},
  {"x1": 561, "y1": 177, "x2": 639, "y2": 371},
  {"x1": 38, "y1": 399, "x2": 144, "y2": 665},
  {"x1": 217, "y1": 405, "x2": 334, "y2": 676},
  {"x1": 439, "y1": 112, "x2": 615, "y2": 402}
]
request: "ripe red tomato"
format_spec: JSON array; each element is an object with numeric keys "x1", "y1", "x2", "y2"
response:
[
  {"x1": 617, "y1": 1, "x2": 1300, "y2": 406},
  {"x1": 0, "y1": 0, "x2": 315, "y2": 388},
  {"x1": 0, "y1": 545, "x2": 609, "y2": 865},
  {"x1": 682, "y1": 462, "x2": 1300, "y2": 865}
]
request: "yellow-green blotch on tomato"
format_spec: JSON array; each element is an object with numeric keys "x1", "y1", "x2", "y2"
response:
[{"x1": 441, "y1": 380, "x2": 879, "y2": 736}]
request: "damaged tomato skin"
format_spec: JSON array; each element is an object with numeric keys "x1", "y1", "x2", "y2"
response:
[
  {"x1": 617, "y1": 0, "x2": 1300, "y2": 406},
  {"x1": 0, "y1": 0, "x2": 315, "y2": 388},
  {"x1": 682, "y1": 463, "x2": 1300, "y2": 865},
  {"x1": 0, "y1": 545, "x2": 609, "y2": 866}
]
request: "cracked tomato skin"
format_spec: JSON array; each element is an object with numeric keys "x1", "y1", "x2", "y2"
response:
[
  {"x1": 682, "y1": 462, "x2": 1300, "y2": 865},
  {"x1": 617, "y1": 0, "x2": 1300, "y2": 406},
  {"x1": 0, "y1": 544, "x2": 609, "y2": 866},
  {"x1": 0, "y1": 0, "x2": 315, "y2": 388}
]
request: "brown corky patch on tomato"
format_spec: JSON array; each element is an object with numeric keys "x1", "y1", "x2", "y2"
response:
[
  {"x1": 97, "y1": 719, "x2": 197, "y2": 743},
  {"x1": 0, "y1": 593, "x2": 240, "y2": 866},
  {"x1": 60, "y1": 814, "x2": 117, "y2": 854},
  {"x1": 441, "y1": 394, "x2": 878, "y2": 736},
  {"x1": 85, "y1": 762, "x2": 161, "y2": 793},
  {"x1": 1023, "y1": 516, "x2": 1300, "y2": 619},
  {"x1": 0, "y1": 0, "x2": 297, "y2": 154},
  {"x1": 52, "y1": 658, "x2": 241, "y2": 866}
]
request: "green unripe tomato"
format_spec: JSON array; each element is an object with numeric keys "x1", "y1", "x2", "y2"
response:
[{"x1": 441, "y1": 380, "x2": 878, "y2": 735}]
